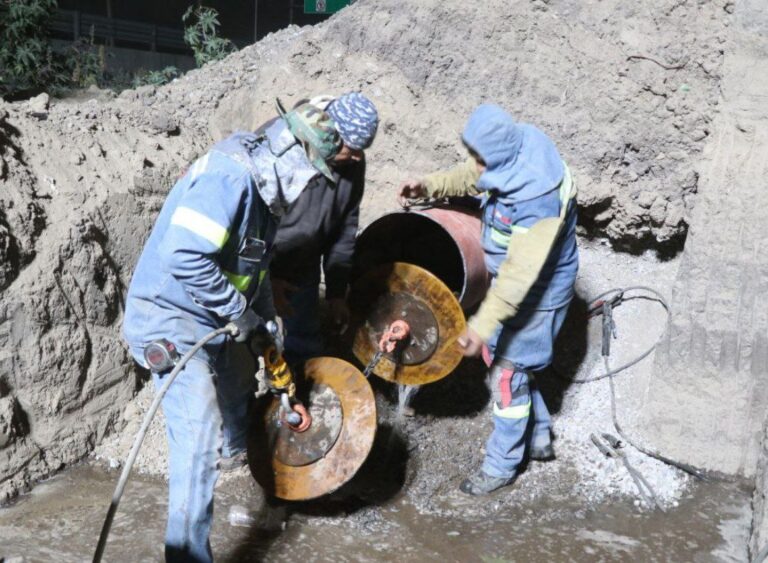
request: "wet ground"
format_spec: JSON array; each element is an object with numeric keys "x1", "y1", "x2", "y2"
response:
[{"x1": 0, "y1": 462, "x2": 752, "y2": 562}]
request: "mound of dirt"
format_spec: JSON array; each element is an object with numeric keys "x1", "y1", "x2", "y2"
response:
[{"x1": 0, "y1": 0, "x2": 728, "y2": 501}]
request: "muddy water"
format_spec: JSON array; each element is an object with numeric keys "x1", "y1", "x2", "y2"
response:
[{"x1": 0, "y1": 463, "x2": 751, "y2": 562}]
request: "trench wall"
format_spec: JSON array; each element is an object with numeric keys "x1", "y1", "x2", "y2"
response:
[{"x1": 629, "y1": 0, "x2": 768, "y2": 554}]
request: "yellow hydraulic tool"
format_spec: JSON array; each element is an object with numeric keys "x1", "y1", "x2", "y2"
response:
[
  {"x1": 259, "y1": 322, "x2": 311, "y2": 432},
  {"x1": 263, "y1": 344, "x2": 296, "y2": 397},
  {"x1": 264, "y1": 344, "x2": 312, "y2": 432}
]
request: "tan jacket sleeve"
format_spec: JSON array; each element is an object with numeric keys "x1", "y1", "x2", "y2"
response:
[
  {"x1": 468, "y1": 217, "x2": 563, "y2": 341},
  {"x1": 423, "y1": 157, "x2": 482, "y2": 198},
  {"x1": 469, "y1": 163, "x2": 576, "y2": 341}
]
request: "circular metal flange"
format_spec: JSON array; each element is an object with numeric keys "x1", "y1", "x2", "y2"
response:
[
  {"x1": 248, "y1": 357, "x2": 377, "y2": 501},
  {"x1": 265, "y1": 384, "x2": 343, "y2": 467},
  {"x1": 351, "y1": 262, "x2": 466, "y2": 386}
]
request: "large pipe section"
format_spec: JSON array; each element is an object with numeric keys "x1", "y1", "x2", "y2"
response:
[{"x1": 353, "y1": 204, "x2": 489, "y2": 310}]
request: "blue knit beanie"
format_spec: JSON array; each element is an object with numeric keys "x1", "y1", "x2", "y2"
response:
[{"x1": 326, "y1": 92, "x2": 379, "y2": 150}]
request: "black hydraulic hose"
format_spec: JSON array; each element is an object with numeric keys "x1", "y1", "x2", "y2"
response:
[
  {"x1": 604, "y1": 354, "x2": 706, "y2": 480},
  {"x1": 579, "y1": 286, "x2": 708, "y2": 480},
  {"x1": 564, "y1": 286, "x2": 670, "y2": 384},
  {"x1": 93, "y1": 326, "x2": 234, "y2": 563}
]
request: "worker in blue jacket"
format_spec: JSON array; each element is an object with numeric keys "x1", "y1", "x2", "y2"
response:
[
  {"x1": 399, "y1": 104, "x2": 579, "y2": 495},
  {"x1": 123, "y1": 102, "x2": 345, "y2": 562}
]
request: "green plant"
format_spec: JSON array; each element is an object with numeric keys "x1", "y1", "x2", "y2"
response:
[
  {"x1": 64, "y1": 30, "x2": 106, "y2": 89},
  {"x1": 0, "y1": 0, "x2": 60, "y2": 98},
  {"x1": 132, "y1": 66, "x2": 180, "y2": 88},
  {"x1": 182, "y1": 5, "x2": 236, "y2": 67}
]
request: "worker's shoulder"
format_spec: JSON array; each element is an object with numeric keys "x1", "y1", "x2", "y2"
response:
[
  {"x1": 185, "y1": 151, "x2": 252, "y2": 190},
  {"x1": 187, "y1": 133, "x2": 259, "y2": 185},
  {"x1": 507, "y1": 188, "x2": 563, "y2": 227}
]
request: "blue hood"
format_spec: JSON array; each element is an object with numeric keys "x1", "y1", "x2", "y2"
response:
[{"x1": 462, "y1": 104, "x2": 564, "y2": 202}]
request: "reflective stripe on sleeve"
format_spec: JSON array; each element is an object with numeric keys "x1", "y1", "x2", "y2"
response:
[
  {"x1": 224, "y1": 271, "x2": 253, "y2": 293},
  {"x1": 491, "y1": 228, "x2": 511, "y2": 247},
  {"x1": 490, "y1": 225, "x2": 529, "y2": 247},
  {"x1": 493, "y1": 399, "x2": 531, "y2": 419},
  {"x1": 170, "y1": 207, "x2": 229, "y2": 249}
]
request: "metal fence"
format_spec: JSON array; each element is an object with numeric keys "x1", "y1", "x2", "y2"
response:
[{"x1": 49, "y1": 9, "x2": 188, "y2": 53}]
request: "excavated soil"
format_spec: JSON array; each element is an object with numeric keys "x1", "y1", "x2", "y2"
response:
[
  {"x1": 0, "y1": 0, "x2": 729, "y2": 508},
  {"x1": 93, "y1": 242, "x2": 690, "y2": 516}
]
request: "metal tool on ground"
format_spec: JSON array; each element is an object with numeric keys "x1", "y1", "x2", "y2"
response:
[
  {"x1": 350, "y1": 262, "x2": 466, "y2": 386},
  {"x1": 595, "y1": 288, "x2": 705, "y2": 480},
  {"x1": 249, "y1": 356, "x2": 377, "y2": 501},
  {"x1": 590, "y1": 432, "x2": 663, "y2": 511}
]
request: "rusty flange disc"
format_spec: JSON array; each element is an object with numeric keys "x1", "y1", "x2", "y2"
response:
[
  {"x1": 248, "y1": 357, "x2": 377, "y2": 501},
  {"x1": 265, "y1": 383, "x2": 343, "y2": 467},
  {"x1": 351, "y1": 262, "x2": 466, "y2": 386}
]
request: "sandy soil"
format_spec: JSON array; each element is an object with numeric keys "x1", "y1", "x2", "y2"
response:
[{"x1": 94, "y1": 240, "x2": 689, "y2": 522}]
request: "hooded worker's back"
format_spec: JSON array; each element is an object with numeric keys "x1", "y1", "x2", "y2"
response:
[{"x1": 462, "y1": 104, "x2": 578, "y2": 312}]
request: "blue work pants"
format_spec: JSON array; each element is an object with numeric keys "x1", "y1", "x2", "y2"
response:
[
  {"x1": 282, "y1": 279, "x2": 324, "y2": 366},
  {"x1": 481, "y1": 303, "x2": 569, "y2": 479},
  {"x1": 131, "y1": 342, "x2": 253, "y2": 562}
]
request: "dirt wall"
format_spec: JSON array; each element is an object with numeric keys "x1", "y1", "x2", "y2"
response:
[
  {"x1": 0, "y1": 0, "x2": 728, "y2": 501},
  {"x1": 638, "y1": 0, "x2": 768, "y2": 480}
]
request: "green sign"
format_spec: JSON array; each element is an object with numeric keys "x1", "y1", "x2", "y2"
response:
[{"x1": 304, "y1": 0, "x2": 354, "y2": 14}]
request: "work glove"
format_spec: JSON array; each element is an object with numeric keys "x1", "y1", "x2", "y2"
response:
[
  {"x1": 229, "y1": 308, "x2": 264, "y2": 343},
  {"x1": 249, "y1": 316, "x2": 285, "y2": 356},
  {"x1": 397, "y1": 179, "x2": 427, "y2": 207}
]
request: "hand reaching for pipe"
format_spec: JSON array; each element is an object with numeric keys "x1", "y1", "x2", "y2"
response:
[
  {"x1": 398, "y1": 179, "x2": 427, "y2": 207},
  {"x1": 457, "y1": 327, "x2": 484, "y2": 357}
]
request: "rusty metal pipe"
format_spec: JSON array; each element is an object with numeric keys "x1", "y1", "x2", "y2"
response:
[{"x1": 353, "y1": 205, "x2": 489, "y2": 310}]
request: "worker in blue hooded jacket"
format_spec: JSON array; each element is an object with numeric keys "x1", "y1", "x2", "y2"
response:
[
  {"x1": 123, "y1": 102, "x2": 344, "y2": 562},
  {"x1": 399, "y1": 104, "x2": 579, "y2": 495}
]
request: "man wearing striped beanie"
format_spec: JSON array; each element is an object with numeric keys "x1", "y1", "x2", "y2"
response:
[{"x1": 269, "y1": 92, "x2": 379, "y2": 365}]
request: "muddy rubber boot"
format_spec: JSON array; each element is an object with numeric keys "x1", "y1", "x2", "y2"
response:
[
  {"x1": 529, "y1": 443, "x2": 555, "y2": 461},
  {"x1": 220, "y1": 451, "x2": 248, "y2": 473},
  {"x1": 459, "y1": 470, "x2": 515, "y2": 496}
]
